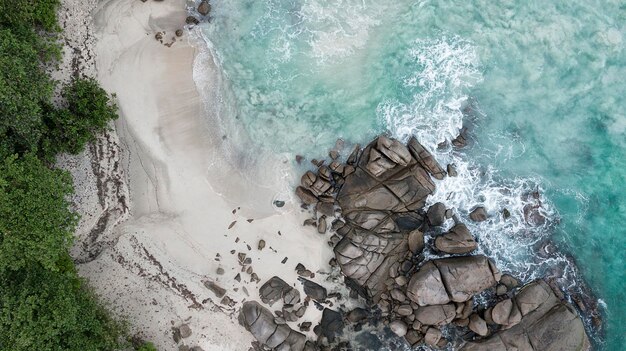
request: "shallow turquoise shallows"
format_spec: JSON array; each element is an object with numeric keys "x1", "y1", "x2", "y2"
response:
[{"x1": 199, "y1": 1, "x2": 625, "y2": 349}]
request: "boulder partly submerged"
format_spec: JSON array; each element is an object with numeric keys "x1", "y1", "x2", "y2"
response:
[{"x1": 461, "y1": 280, "x2": 591, "y2": 351}]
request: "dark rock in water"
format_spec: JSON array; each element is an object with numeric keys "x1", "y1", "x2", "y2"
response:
[
  {"x1": 434, "y1": 223, "x2": 477, "y2": 254},
  {"x1": 407, "y1": 136, "x2": 446, "y2": 180},
  {"x1": 469, "y1": 206, "x2": 488, "y2": 222},
  {"x1": 346, "y1": 308, "x2": 368, "y2": 323},
  {"x1": 460, "y1": 280, "x2": 591, "y2": 351},
  {"x1": 407, "y1": 256, "x2": 500, "y2": 305},
  {"x1": 523, "y1": 203, "x2": 546, "y2": 226},
  {"x1": 447, "y1": 163, "x2": 458, "y2": 177},
  {"x1": 427, "y1": 202, "x2": 447, "y2": 226},
  {"x1": 300, "y1": 278, "x2": 327, "y2": 301},
  {"x1": 502, "y1": 208, "x2": 511, "y2": 219},
  {"x1": 452, "y1": 131, "x2": 467, "y2": 148},
  {"x1": 320, "y1": 308, "x2": 344, "y2": 342},
  {"x1": 346, "y1": 144, "x2": 361, "y2": 165},
  {"x1": 185, "y1": 16, "x2": 200, "y2": 25},
  {"x1": 197, "y1": 1, "x2": 211, "y2": 16},
  {"x1": 259, "y1": 276, "x2": 300, "y2": 306},
  {"x1": 239, "y1": 301, "x2": 307, "y2": 350},
  {"x1": 274, "y1": 200, "x2": 286, "y2": 207}
]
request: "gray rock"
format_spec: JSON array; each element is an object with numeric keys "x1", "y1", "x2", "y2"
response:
[
  {"x1": 259, "y1": 276, "x2": 300, "y2": 306},
  {"x1": 179, "y1": 324, "x2": 192, "y2": 338},
  {"x1": 320, "y1": 308, "x2": 344, "y2": 342},
  {"x1": 316, "y1": 202, "x2": 335, "y2": 217},
  {"x1": 469, "y1": 207, "x2": 488, "y2": 222},
  {"x1": 317, "y1": 216, "x2": 327, "y2": 234},
  {"x1": 346, "y1": 308, "x2": 368, "y2": 323},
  {"x1": 491, "y1": 298, "x2": 521, "y2": 326},
  {"x1": 397, "y1": 304, "x2": 413, "y2": 316},
  {"x1": 424, "y1": 328, "x2": 442, "y2": 347},
  {"x1": 197, "y1": 1, "x2": 211, "y2": 16},
  {"x1": 447, "y1": 164, "x2": 458, "y2": 177},
  {"x1": 407, "y1": 261, "x2": 449, "y2": 306},
  {"x1": 239, "y1": 301, "x2": 307, "y2": 351},
  {"x1": 407, "y1": 136, "x2": 446, "y2": 180},
  {"x1": 461, "y1": 281, "x2": 590, "y2": 351},
  {"x1": 468, "y1": 314, "x2": 488, "y2": 336},
  {"x1": 338, "y1": 137, "x2": 434, "y2": 218},
  {"x1": 500, "y1": 274, "x2": 519, "y2": 290},
  {"x1": 414, "y1": 304, "x2": 456, "y2": 326},
  {"x1": 296, "y1": 186, "x2": 318, "y2": 205},
  {"x1": 389, "y1": 320, "x2": 408, "y2": 337},
  {"x1": 427, "y1": 202, "x2": 447, "y2": 226},
  {"x1": 408, "y1": 256, "x2": 500, "y2": 305},
  {"x1": 301, "y1": 278, "x2": 327, "y2": 301},
  {"x1": 408, "y1": 229, "x2": 424, "y2": 254},
  {"x1": 333, "y1": 227, "x2": 408, "y2": 302},
  {"x1": 204, "y1": 281, "x2": 226, "y2": 298},
  {"x1": 434, "y1": 223, "x2": 477, "y2": 254}
]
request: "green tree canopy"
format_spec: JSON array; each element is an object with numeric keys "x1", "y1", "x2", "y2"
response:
[
  {"x1": 0, "y1": 263, "x2": 123, "y2": 351},
  {"x1": 42, "y1": 77, "x2": 119, "y2": 156},
  {"x1": 0, "y1": 29, "x2": 54, "y2": 155},
  {"x1": 0, "y1": 154, "x2": 76, "y2": 273}
]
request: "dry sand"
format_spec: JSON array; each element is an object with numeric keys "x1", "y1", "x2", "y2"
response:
[{"x1": 63, "y1": 0, "x2": 335, "y2": 349}]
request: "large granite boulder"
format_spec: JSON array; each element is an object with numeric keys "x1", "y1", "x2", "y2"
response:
[
  {"x1": 460, "y1": 280, "x2": 591, "y2": 351},
  {"x1": 414, "y1": 303, "x2": 457, "y2": 326},
  {"x1": 239, "y1": 301, "x2": 306, "y2": 351},
  {"x1": 434, "y1": 223, "x2": 477, "y2": 254},
  {"x1": 407, "y1": 256, "x2": 500, "y2": 305},
  {"x1": 407, "y1": 136, "x2": 446, "y2": 180},
  {"x1": 333, "y1": 226, "x2": 408, "y2": 302},
  {"x1": 337, "y1": 137, "x2": 435, "y2": 232},
  {"x1": 259, "y1": 276, "x2": 300, "y2": 306}
]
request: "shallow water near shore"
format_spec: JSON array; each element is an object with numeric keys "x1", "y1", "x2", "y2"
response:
[{"x1": 196, "y1": 0, "x2": 625, "y2": 349}]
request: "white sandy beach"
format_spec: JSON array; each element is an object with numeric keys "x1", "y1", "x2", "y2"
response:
[{"x1": 58, "y1": 0, "x2": 335, "y2": 349}]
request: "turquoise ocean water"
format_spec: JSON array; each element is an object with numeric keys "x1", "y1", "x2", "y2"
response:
[{"x1": 198, "y1": 1, "x2": 625, "y2": 349}]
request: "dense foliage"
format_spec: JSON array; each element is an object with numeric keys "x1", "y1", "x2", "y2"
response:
[{"x1": 0, "y1": 0, "x2": 136, "y2": 350}]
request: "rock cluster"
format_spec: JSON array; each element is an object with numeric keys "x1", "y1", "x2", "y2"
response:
[{"x1": 239, "y1": 135, "x2": 591, "y2": 351}]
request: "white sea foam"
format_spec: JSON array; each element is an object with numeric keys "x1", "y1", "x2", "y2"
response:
[
  {"x1": 380, "y1": 35, "x2": 571, "y2": 283},
  {"x1": 380, "y1": 35, "x2": 482, "y2": 149}
]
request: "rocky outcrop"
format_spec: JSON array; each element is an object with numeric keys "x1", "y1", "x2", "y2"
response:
[
  {"x1": 407, "y1": 136, "x2": 446, "y2": 180},
  {"x1": 434, "y1": 223, "x2": 477, "y2": 254},
  {"x1": 461, "y1": 280, "x2": 591, "y2": 351},
  {"x1": 333, "y1": 227, "x2": 408, "y2": 302},
  {"x1": 240, "y1": 134, "x2": 593, "y2": 351},
  {"x1": 239, "y1": 301, "x2": 306, "y2": 351},
  {"x1": 259, "y1": 276, "x2": 300, "y2": 306},
  {"x1": 407, "y1": 256, "x2": 500, "y2": 306}
]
